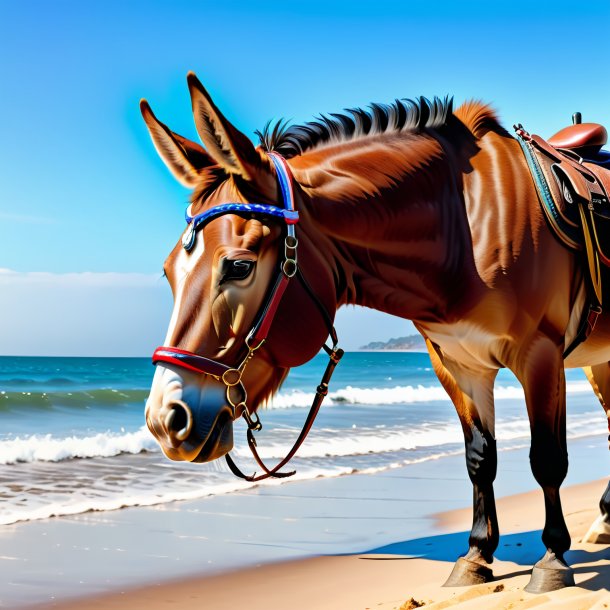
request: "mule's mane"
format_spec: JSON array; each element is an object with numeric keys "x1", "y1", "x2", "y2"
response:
[
  {"x1": 255, "y1": 96, "x2": 458, "y2": 158},
  {"x1": 453, "y1": 100, "x2": 502, "y2": 139}
]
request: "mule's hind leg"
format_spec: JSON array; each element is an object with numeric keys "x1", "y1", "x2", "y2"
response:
[
  {"x1": 581, "y1": 363, "x2": 610, "y2": 544},
  {"x1": 514, "y1": 337, "x2": 574, "y2": 593},
  {"x1": 425, "y1": 340, "x2": 499, "y2": 586}
]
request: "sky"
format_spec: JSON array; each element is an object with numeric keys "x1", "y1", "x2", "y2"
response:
[{"x1": 1, "y1": 1, "x2": 609, "y2": 355}]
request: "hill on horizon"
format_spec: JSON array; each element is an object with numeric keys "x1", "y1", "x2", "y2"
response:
[{"x1": 359, "y1": 334, "x2": 426, "y2": 351}]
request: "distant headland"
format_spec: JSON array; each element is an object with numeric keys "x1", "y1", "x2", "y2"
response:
[{"x1": 358, "y1": 334, "x2": 427, "y2": 352}]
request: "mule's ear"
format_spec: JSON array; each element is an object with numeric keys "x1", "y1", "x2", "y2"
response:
[
  {"x1": 187, "y1": 72, "x2": 261, "y2": 180},
  {"x1": 140, "y1": 99, "x2": 214, "y2": 188}
]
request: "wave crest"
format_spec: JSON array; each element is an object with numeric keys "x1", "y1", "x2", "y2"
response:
[
  {"x1": 0, "y1": 428, "x2": 158, "y2": 464},
  {"x1": 269, "y1": 381, "x2": 592, "y2": 409}
]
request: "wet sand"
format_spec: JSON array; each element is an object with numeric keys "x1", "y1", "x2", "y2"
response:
[
  {"x1": 1, "y1": 437, "x2": 608, "y2": 609},
  {"x1": 24, "y1": 479, "x2": 610, "y2": 610}
]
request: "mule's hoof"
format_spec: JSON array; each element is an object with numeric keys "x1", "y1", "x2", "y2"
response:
[
  {"x1": 524, "y1": 551, "x2": 575, "y2": 594},
  {"x1": 582, "y1": 514, "x2": 610, "y2": 544},
  {"x1": 443, "y1": 557, "x2": 494, "y2": 587}
]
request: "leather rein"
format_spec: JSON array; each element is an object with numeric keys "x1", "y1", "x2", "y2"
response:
[{"x1": 152, "y1": 152, "x2": 343, "y2": 482}]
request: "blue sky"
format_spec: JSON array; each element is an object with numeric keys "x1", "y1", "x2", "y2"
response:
[{"x1": 1, "y1": 1, "x2": 609, "y2": 355}]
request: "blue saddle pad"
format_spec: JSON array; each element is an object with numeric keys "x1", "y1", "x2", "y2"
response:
[{"x1": 585, "y1": 149, "x2": 610, "y2": 169}]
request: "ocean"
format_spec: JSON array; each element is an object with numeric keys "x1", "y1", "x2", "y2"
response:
[{"x1": 0, "y1": 353, "x2": 606, "y2": 527}]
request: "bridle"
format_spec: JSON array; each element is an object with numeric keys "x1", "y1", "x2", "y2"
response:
[{"x1": 152, "y1": 152, "x2": 343, "y2": 482}]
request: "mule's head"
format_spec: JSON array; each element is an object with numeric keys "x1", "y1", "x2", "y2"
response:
[{"x1": 142, "y1": 73, "x2": 336, "y2": 463}]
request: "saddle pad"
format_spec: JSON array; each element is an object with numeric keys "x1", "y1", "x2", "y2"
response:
[
  {"x1": 516, "y1": 126, "x2": 610, "y2": 307},
  {"x1": 515, "y1": 134, "x2": 581, "y2": 250}
]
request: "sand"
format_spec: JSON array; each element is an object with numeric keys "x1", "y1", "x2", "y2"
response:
[{"x1": 19, "y1": 475, "x2": 610, "y2": 610}]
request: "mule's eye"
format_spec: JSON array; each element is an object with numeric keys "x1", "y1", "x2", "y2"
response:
[{"x1": 220, "y1": 259, "x2": 255, "y2": 284}]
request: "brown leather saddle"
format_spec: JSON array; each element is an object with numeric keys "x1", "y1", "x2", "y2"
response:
[{"x1": 514, "y1": 114, "x2": 610, "y2": 357}]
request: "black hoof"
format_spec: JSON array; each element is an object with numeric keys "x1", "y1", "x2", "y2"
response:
[
  {"x1": 443, "y1": 556, "x2": 494, "y2": 587},
  {"x1": 524, "y1": 551, "x2": 575, "y2": 593}
]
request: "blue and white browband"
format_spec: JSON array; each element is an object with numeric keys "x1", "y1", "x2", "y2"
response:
[{"x1": 181, "y1": 153, "x2": 299, "y2": 252}]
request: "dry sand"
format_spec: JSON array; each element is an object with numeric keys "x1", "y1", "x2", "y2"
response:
[{"x1": 30, "y1": 478, "x2": 610, "y2": 610}]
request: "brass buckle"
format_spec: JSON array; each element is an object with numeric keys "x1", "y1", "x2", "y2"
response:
[
  {"x1": 232, "y1": 401, "x2": 248, "y2": 419},
  {"x1": 283, "y1": 236, "x2": 298, "y2": 278},
  {"x1": 222, "y1": 368, "x2": 242, "y2": 386},
  {"x1": 282, "y1": 258, "x2": 297, "y2": 277},
  {"x1": 285, "y1": 235, "x2": 298, "y2": 252},
  {"x1": 242, "y1": 408, "x2": 262, "y2": 431},
  {"x1": 245, "y1": 336, "x2": 265, "y2": 352},
  {"x1": 226, "y1": 382, "x2": 247, "y2": 411},
  {"x1": 222, "y1": 340, "x2": 264, "y2": 387}
]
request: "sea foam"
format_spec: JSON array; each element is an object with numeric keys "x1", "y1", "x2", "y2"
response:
[
  {"x1": 0, "y1": 428, "x2": 159, "y2": 464},
  {"x1": 0, "y1": 408, "x2": 603, "y2": 465},
  {"x1": 268, "y1": 380, "x2": 593, "y2": 409}
]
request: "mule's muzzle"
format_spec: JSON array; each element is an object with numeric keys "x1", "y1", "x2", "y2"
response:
[
  {"x1": 190, "y1": 407, "x2": 234, "y2": 463},
  {"x1": 146, "y1": 372, "x2": 234, "y2": 463}
]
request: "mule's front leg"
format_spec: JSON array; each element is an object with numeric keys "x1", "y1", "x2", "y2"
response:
[
  {"x1": 515, "y1": 337, "x2": 574, "y2": 593},
  {"x1": 425, "y1": 340, "x2": 499, "y2": 586},
  {"x1": 444, "y1": 423, "x2": 499, "y2": 586}
]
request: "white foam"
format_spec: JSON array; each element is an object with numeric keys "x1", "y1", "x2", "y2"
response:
[
  {"x1": 231, "y1": 411, "x2": 605, "y2": 460},
  {"x1": 0, "y1": 464, "x2": 352, "y2": 526},
  {"x1": 234, "y1": 423, "x2": 463, "y2": 460},
  {"x1": 0, "y1": 418, "x2": 606, "y2": 525},
  {"x1": 268, "y1": 380, "x2": 593, "y2": 409},
  {"x1": 0, "y1": 427, "x2": 159, "y2": 465},
  {"x1": 0, "y1": 448, "x2": 481, "y2": 526},
  {"x1": 0, "y1": 400, "x2": 604, "y2": 466}
]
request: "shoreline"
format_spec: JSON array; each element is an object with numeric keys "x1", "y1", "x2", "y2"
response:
[
  {"x1": 25, "y1": 478, "x2": 610, "y2": 610},
  {"x1": 1, "y1": 434, "x2": 608, "y2": 609}
]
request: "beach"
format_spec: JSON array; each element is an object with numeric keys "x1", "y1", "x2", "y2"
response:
[
  {"x1": 1, "y1": 354, "x2": 609, "y2": 608},
  {"x1": 0, "y1": 437, "x2": 607, "y2": 609},
  {"x1": 22, "y1": 477, "x2": 610, "y2": 610}
]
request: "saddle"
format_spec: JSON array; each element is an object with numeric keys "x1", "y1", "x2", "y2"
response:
[{"x1": 514, "y1": 113, "x2": 610, "y2": 357}]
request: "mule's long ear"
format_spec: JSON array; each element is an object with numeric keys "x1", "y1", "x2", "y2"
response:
[
  {"x1": 140, "y1": 99, "x2": 213, "y2": 188},
  {"x1": 187, "y1": 72, "x2": 261, "y2": 180}
]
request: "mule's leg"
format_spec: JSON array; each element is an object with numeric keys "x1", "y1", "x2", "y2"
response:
[
  {"x1": 425, "y1": 340, "x2": 499, "y2": 586},
  {"x1": 581, "y1": 363, "x2": 610, "y2": 543},
  {"x1": 515, "y1": 338, "x2": 575, "y2": 593}
]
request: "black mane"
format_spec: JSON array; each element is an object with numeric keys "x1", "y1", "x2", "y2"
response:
[{"x1": 255, "y1": 96, "x2": 454, "y2": 158}]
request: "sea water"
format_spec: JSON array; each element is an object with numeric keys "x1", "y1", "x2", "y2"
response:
[{"x1": 0, "y1": 353, "x2": 605, "y2": 526}]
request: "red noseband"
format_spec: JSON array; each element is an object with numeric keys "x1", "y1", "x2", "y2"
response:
[{"x1": 152, "y1": 346, "x2": 230, "y2": 377}]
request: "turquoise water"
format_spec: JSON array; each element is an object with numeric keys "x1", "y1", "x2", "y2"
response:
[{"x1": 0, "y1": 353, "x2": 605, "y2": 525}]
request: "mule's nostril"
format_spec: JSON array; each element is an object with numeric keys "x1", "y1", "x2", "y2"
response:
[
  {"x1": 165, "y1": 402, "x2": 192, "y2": 443},
  {"x1": 168, "y1": 404, "x2": 188, "y2": 432}
]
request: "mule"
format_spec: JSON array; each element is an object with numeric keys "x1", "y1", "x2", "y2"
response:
[{"x1": 142, "y1": 72, "x2": 610, "y2": 593}]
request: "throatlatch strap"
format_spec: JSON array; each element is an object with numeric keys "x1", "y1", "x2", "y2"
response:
[
  {"x1": 296, "y1": 268, "x2": 338, "y2": 347},
  {"x1": 225, "y1": 347, "x2": 344, "y2": 482}
]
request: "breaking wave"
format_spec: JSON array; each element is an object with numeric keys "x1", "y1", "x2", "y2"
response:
[
  {"x1": 0, "y1": 407, "x2": 603, "y2": 465},
  {"x1": 268, "y1": 380, "x2": 593, "y2": 409}
]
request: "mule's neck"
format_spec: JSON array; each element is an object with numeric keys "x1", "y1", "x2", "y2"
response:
[{"x1": 291, "y1": 130, "x2": 478, "y2": 324}]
